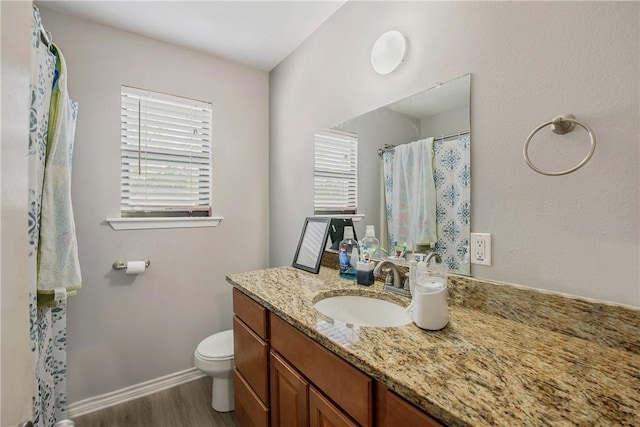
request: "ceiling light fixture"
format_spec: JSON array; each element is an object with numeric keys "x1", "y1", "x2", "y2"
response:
[{"x1": 371, "y1": 30, "x2": 410, "y2": 75}]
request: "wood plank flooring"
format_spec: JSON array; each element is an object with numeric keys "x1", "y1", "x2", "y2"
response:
[{"x1": 73, "y1": 377, "x2": 240, "y2": 427}]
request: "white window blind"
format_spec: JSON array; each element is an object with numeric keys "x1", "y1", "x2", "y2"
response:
[
  {"x1": 313, "y1": 130, "x2": 358, "y2": 215},
  {"x1": 120, "y1": 86, "x2": 212, "y2": 217}
]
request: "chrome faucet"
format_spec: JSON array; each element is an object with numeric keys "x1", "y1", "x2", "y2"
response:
[
  {"x1": 373, "y1": 260, "x2": 411, "y2": 297},
  {"x1": 425, "y1": 252, "x2": 442, "y2": 264}
]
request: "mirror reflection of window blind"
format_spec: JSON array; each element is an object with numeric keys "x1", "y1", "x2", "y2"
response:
[
  {"x1": 313, "y1": 130, "x2": 358, "y2": 215},
  {"x1": 120, "y1": 86, "x2": 212, "y2": 217}
]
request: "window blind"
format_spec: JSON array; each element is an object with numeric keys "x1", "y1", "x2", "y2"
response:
[
  {"x1": 120, "y1": 86, "x2": 212, "y2": 217},
  {"x1": 313, "y1": 130, "x2": 358, "y2": 215}
]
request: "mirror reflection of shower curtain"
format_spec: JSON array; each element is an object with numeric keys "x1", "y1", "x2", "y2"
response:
[
  {"x1": 432, "y1": 134, "x2": 471, "y2": 273},
  {"x1": 381, "y1": 134, "x2": 471, "y2": 274},
  {"x1": 382, "y1": 138, "x2": 438, "y2": 252}
]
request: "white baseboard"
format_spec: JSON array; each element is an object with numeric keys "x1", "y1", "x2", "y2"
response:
[{"x1": 68, "y1": 367, "x2": 206, "y2": 418}]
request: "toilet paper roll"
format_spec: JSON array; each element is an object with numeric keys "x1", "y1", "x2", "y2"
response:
[{"x1": 125, "y1": 260, "x2": 146, "y2": 275}]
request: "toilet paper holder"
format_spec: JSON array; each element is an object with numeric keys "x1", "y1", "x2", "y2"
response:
[{"x1": 112, "y1": 259, "x2": 151, "y2": 270}]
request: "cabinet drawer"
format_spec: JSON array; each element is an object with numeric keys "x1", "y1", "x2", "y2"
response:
[
  {"x1": 375, "y1": 382, "x2": 443, "y2": 427},
  {"x1": 233, "y1": 287, "x2": 268, "y2": 339},
  {"x1": 233, "y1": 316, "x2": 269, "y2": 403},
  {"x1": 234, "y1": 368, "x2": 269, "y2": 427},
  {"x1": 270, "y1": 313, "x2": 373, "y2": 427},
  {"x1": 309, "y1": 386, "x2": 358, "y2": 427}
]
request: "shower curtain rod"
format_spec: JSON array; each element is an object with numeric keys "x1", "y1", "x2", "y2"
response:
[
  {"x1": 377, "y1": 130, "x2": 470, "y2": 156},
  {"x1": 39, "y1": 22, "x2": 51, "y2": 46}
]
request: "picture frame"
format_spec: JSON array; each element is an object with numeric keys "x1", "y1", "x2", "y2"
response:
[{"x1": 292, "y1": 217, "x2": 331, "y2": 274}]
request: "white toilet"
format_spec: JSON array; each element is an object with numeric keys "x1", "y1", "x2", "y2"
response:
[{"x1": 193, "y1": 329, "x2": 235, "y2": 412}]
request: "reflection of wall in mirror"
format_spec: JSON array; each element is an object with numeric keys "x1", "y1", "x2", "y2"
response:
[
  {"x1": 421, "y1": 106, "x2": 469, "y2": 139},
  {"x1": 334, "y1": 109, "x2": 420, "y2": 240}
]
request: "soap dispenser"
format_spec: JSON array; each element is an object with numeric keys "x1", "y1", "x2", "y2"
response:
[{"x1": 406, "y1": 254, "x2": 449, "y2": 330}]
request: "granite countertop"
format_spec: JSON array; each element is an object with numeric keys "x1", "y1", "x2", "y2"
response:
[{"x1": 226, "y1": 265, "x2": 640, "y2": 427}]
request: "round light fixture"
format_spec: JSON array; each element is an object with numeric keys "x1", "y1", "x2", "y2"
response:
[{"x1": 371, "y1": 30, "x2": 410, "y2": 75}]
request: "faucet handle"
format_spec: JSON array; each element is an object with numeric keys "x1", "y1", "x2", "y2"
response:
[
  {"x1": 402, "y1": 275, "x2": 411, "y2": 292},
  {"x1": 382, "y1": 269, "x2": 394, "y2": 286}
]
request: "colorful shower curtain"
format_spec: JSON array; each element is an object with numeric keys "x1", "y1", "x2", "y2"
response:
[{"x1": 29, "y1": 6, "x2": 80, "y2": 426}]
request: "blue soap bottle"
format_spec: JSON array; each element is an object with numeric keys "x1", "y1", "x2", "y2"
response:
[{"x1": 338, "y1": 226, "x2": 358, "y2": 280}]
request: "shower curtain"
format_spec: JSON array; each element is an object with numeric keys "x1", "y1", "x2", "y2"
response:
[
  {"x1": 382, "y1": 134, "x2": 471, "y2": 273},
  {"x1": 29, "y1": 6, "x2": 80, "y2": 426},
  {"x1": 432, "y1": 134, "x2": 471, "y2": 273},
  {"x1": 382, "y1": 138, "x2": 438, "y2": 252}
]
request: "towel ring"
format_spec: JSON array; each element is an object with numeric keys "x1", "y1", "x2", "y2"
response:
[{"x1": 523, "y1": 114, "x2": 596, "y2": 176}]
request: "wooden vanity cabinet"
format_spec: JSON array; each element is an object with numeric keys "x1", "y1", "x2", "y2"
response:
[
  {"x1": 232, "y1": 288, "x2": 269, "y2": 427},
  {"x1": 232, "y1": 287, "x2": 443, "y2": 427},
  {"x1": 270, "y1": 313, "x2": 372, "y2": 427},
  {"x1": 375, "y1": 382, "x2": 443, "y2": 427}
]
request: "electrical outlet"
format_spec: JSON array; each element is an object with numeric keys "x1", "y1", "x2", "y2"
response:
[{"x1": 471, "y1": 233, "x2": 491, "y2": 266}]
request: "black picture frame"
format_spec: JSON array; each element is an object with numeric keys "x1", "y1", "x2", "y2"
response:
[{"x1": 292, "y1": 217, "x2": 331, "y2": 274}]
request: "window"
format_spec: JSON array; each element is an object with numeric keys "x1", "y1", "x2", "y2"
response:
[
  {"x1": 313, "y1": 130, "x2": 358, "y2": 215},
  {"x1": 120, "y1": 86, "x2": 212, "y2": 218}
]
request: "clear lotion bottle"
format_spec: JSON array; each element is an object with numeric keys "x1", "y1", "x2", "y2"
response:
[{"x1": 361, "y1": 225, "x2": 380, "y2": 260}]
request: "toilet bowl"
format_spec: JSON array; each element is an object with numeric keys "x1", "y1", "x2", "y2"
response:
[{"x1": 193, "y1": 329, "x2": 234, "y2": 412}]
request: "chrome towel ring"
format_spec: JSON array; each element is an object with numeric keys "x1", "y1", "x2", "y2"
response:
[{"x1": 523, "y1": 114, "x2": 596, "y2": 176}]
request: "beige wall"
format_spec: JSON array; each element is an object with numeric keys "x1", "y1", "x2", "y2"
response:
[
  {"x1": 336, "y1": 108, "x2": 420, "y2": 240},
  {"x1": 1, "y1": 1, "x2": 37, "y2": 424},
  {"x1": 270, "y1": 2, "x2": 640, "y2": 307},
  {"x1": 39, "y1": 8, "x2": 270, "y2": 402}
]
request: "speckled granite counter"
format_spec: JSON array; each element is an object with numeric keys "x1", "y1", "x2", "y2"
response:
[{"x1": 226, "y1": 266, "x2": 640, "y2": 426}]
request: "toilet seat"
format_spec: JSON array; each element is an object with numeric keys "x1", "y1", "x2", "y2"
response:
[{"x1": 196, "y1": 329, "x2": 234, "y2": 361}]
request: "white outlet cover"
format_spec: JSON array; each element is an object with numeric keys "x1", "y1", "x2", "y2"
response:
[{"x1": 471, "y1": 233, "x2": 491, "y2": 266}]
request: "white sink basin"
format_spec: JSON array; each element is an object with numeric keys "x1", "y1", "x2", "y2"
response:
[{"x1": 313, "y1": 295, "x2": 411, "y2": 327}]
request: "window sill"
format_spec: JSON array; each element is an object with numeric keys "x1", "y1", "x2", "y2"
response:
[
  {"x1": 314, "y1": 214, "x2": 365, "y2": 222},
  {"x1": 106, "y1": 216, "x2": 223, "y2": 230}
]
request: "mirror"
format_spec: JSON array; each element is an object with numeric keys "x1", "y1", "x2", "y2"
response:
[{"x1": 320, "y1": 74, "x2": 471, "y2": 274}]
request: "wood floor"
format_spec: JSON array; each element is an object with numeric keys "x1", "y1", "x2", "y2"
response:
[{"x1": 73, "y1": 377, "x2": 240, "y2": 427}]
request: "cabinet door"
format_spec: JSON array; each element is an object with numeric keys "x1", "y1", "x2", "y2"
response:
[
  {"x1": 309, "y1": 386, "x2": 358, "y2": 427},
  {"x1": 270, "y1": 351, "x2": 309, "y2": 427},
  {"x1": 375, "y1": 382, "x2": 443, "y2": 427}
]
